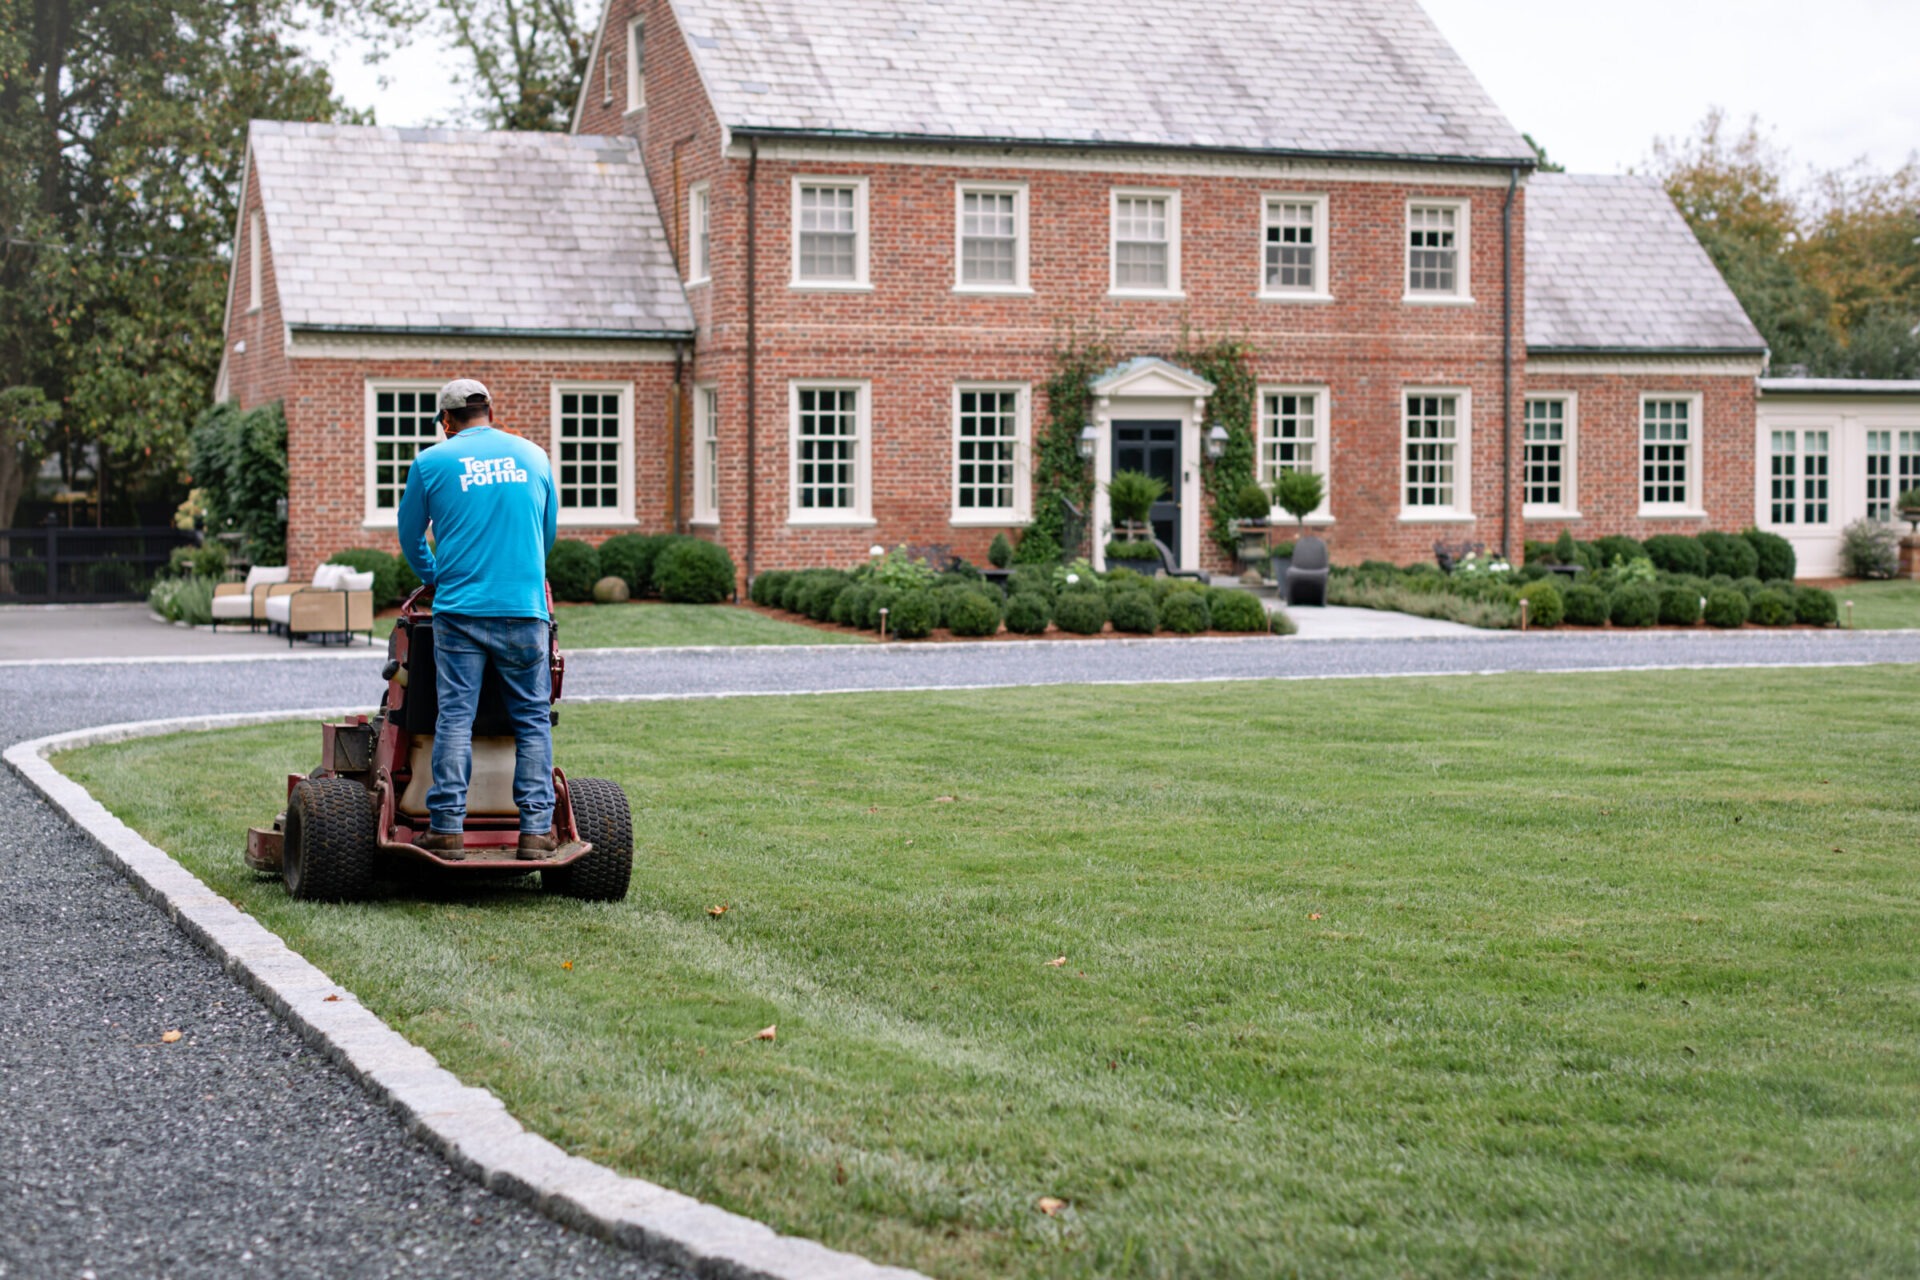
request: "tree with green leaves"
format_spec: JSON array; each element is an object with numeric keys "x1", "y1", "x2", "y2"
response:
[{"x1": 0, "y1": 0, "x2": 351, "y2": 530}]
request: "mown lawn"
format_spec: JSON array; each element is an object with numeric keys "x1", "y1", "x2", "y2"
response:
[
  {"x1": 371, "y1": 601, "x2": 864, "y2": 646},
  {"x1": 1827, "y1": 579, "x2": 1920, "y2": 630},
  {"x1": 58, "y1": 670, "x2": 1920, "y2": 1280}
]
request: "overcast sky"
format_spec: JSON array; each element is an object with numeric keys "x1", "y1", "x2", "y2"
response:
[{"x1": 313, "y1": 1, "x2": 1919, "y2": 185}]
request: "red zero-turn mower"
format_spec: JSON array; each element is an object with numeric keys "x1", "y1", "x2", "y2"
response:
[{"x1": 244, "y1": 586, "x2": 632, "y2": 902}]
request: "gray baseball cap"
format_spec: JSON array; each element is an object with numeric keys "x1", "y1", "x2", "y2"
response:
[{"x1": 437, "y1": 378, "x2": 491, "y2": 414}]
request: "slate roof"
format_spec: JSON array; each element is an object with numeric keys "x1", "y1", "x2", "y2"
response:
[
  {"x1": 247, "y1": 121, "x2": 693, "y2": 336},
  {"x1": 1525, "y1": 173, "x2": 1765, "y2": 354},
  {"x1": 669, "y1": 0, "x2": 1532, "y2": 163}
]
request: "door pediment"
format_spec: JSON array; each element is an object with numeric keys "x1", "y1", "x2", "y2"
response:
[{"x1": 1089, "y1": 356, "x2": 1215, "y2": 401}]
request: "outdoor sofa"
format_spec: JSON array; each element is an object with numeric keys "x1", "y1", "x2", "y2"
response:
[
  {"x1": 263, "y1": 563, "x2": 376, "y2": 646},
  {"x1": 209, "y1": 565, "x2": 290, "y2": 632}
]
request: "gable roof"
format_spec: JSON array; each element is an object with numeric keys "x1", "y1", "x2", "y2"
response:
[
  {"x1": 246, "y1": 121, "x2": 693, "y2": 338},
  {"x1": 665, "y1": 0, "x2": 1533, "y2": 164},
  {"x1": 1525, "y1": 173, "x2": 1765, "y2": 354}
]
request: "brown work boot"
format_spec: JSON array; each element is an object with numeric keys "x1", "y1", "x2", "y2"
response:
[
  {"x1": 417, "y1": 830, "x2": 466, "y2": 861},
  {"x1": 517, "y1": 830, "x2": 557, "y2": 861}
]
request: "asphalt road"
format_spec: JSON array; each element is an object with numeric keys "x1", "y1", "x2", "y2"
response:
[{"x1": 4, "y1": 627, "x2": 1919, "y2": 1278}]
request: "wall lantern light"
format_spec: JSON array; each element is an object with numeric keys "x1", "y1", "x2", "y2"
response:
[
  {"x1": 1205, "y1": 422, "x2": 1230, "y2": 461},
  {"x1": 1077, "y1": 425, "x2": 1098, "y2": 460}
]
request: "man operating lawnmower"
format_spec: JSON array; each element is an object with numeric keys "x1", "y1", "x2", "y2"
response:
[{"x1": 396, "y1": 378, "x2": 567, "y2": 861}]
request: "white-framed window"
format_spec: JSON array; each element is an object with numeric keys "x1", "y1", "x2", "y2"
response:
[
  {"x1": 550, "y1": 383, "x2": 635, "y2": 524},
  {"x1": 951, "y1": 383, "x2": 1030, "y2": 523},
  {"x1": 1260, "y1": 196, "x2": 1328, "y2": 300},
  {"x1": 1640, "y1": 395, "x2": 1701, "y2": 515},
  {"x1": 1257, "y1": 387, "x2": 1330, "y2": 518},
  {"x1": 247, "y1": 209, "x2": 264, "y2": 313},
  {"x1": 363, "y1": 382, "x2": 443, "y2": 526},
  {"x1": 687, "y1": 182, "x2": 711, "y2": 285},
  {"x1": 1522, "y1": 394, "x2": 1578, "y2": 515},
  {"x1": 1402, "y1": 389, "x2": 1472, "y2": 518},
  {"x1": 954, "y1": 183, "x2": 1029, "y2": 293},
  {"x1": 788, "y1": 381, "x2": 872, "y2": 525},
  {"x1": 625, "y1": 17, "x2": 645, "y2": 112},
  {"x1": 791, "y1": 178, "x2": 870, "y2": 290},
  {"x1": 1406, "y1": 200, "x2": 1470, "y2": 302},
  {"x1": 1769, "y1": 429, "x2": 1830, "y2": 526},
  {"x1": 1110, "y1": 189, "x2": 1181, "y2": 297},
  {"x1": 692, "y1": 384, "x2": 719, "y2": 525},
  {"x1": 1866, "y1": 430, "x2": 1920, "y2": 521}
]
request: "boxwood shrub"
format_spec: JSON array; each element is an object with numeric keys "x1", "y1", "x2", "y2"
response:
[
  {"x1": 887, "y1": 589, "x2": 936, "y2": 639},
  {"x1": 1053, "y1": 591, "x2": 1108, "y2": 635},
  {"x1": 1007, "y1": 564, "x2": 1055, "y2": 602},
  {"x1": 1003, "y1": 592, "x2": 1052, "y2": 635},
  {"x1": 1657, "y1": 583, "x2": 1702, "y2": 626},
  {"x1": 798, "y1": 572, "x2": 850, "y2": 621},
  {"x1": 1517, "y1": 579, "x2": 1564, "y2": 628},
  {"x1": 749, "y1": 569, "x2": 790, "y2": 607},
  {"x1": 1794, "y1": 585, "x2": 1839, "y2": 627},
  {"x1": 1593, "y1": 534, "x2": 1645, "y2": 569},
  {"x1": 1642, "y1": 534, "x2": 1709, "y2": 577},
  {"x1": 942, "y1": 588, "x2": 1003, "y2": 637},
  {"x1": 1742, "y1": 527, "x2": 1796, "y2": 582},
  {"x1": 1697, "y1": 530, "x2": 1760, "y2": 579},
  {"x1": 1160, "y1": 592, "x2": 1211, "y2": 635},
  {"x1": 654, "y1": 539, "x2": 736, "y2": 604},
  {"x1": 1108, "y1": 591, "x2": 1160, "y2": 634},
  {"x1": 1608, "y1": 585, "x2": 1659, "y2": 629},
  {"x1": 1702, "y1": 587, "x2": 1749, "y2": 628},
  {"x1": 778, "y1": 572, "x2": 810, "y2": 613},
  {"x1": 598, "y1": 533, "x2": 671, "y2": 597},
  {"x1": 1561, "y1": 582, "x2": 1608, "y2": 626},
  {"x1": 1749, "y1": 588, "x2": 1796, "y2": 627},
  {"x1": 546, "y1": 539, "x2": 601, "y2": 603},
  {"x1": 1206, "y1": 589, "x2": 1269, "y2": 633},
  {"x1": 862, "y1": 586, "x2": 896, "y2": 631},
  {"x1": 1733, "y1": 576, "x2": 1766, "y2": 599},
  {"x1": 833, "y1": 583, "x2": 874, "y2": 627}
]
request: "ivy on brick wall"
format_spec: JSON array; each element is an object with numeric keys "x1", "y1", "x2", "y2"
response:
[{"x1": 1176, "y1": 334, "x2": 1258, "y2": 559}]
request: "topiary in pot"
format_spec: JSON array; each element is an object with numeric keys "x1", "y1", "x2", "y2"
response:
[
  {"x1": 1003, "y1": 592, "x2": 1051, "y2": 635},
  {"x1": 1748, "y1": 588, "x2": 1795, "y2": 627},
  {"x1": 1702, "y1": 587, "x2": 1749, "y2": 628},
  {"x1": 1234, "y1": 481, "x2": 1274, "y2": 523},
  {"x1": 943, "y1": 588, "x2": 1003, "y2": 637},
  {"x1": 1608, "y1": 585, "x2": 1659, "y2": 629},
  {"x1": 1657, "y1": 583, "x2": 1701, "y2": 626},
  {"x1": 1160, "y1": 592, "x2": 1211, "y2": 635},
  {"x1": 1106, "y1": 469, "x2": 1165, "y2": 535},
  {"x1": 987, "y1": 532, "x2": 1013, "y2": 569},
  {"x1": 1518, "y1": 579, "x2": 1564, "y2": 628},
  {"x1": 1052, "y1": 591, "x2": 1108, "y2": 635},
  {"x1": 1273, "y1": 468, "x2": 1324, "y2": 531},
  {"x1": 1794, "y1": 585, "x2": 1839, "y2": 627},
  {"x1": 1108, "y1": 591, "x2": 1160, "y2": 634},
  {"x1": 1206, "y1": 589, "x2": 1269, "y2": 633},
  {"x1": 546, "y1": 539, "x2": 601, "y2": 603},
  {"x1": 1561, "y1": 582, "x2": 1608, "y2": 627},
  {"x1": 1741, "y1": 527, "x2": 1796, "y2": 582},
  {"x1": 886, "y1": 589, "x2": 936, "y2": 639},
  {"x1": 654, "y1": 539, "x2": 736, "y2": 604}
]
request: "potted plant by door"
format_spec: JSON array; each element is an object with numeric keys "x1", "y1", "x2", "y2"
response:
[
  {"x1": 1104, "y1": 469, "x2": 1165, "y2": 576},
  {"x1": 1231, "y1": 482, "x2": 1274, "y2": 567},
  {"x1": 1900, "y1": 487, "x2": 1920, "y2": 532},
  {"x1": 1271, "y1": 468, "x2": 1325, "y2": 582}
]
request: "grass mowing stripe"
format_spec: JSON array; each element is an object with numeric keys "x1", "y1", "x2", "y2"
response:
[{"x1": 56, "y1": 668, "x2": 1920, "y2": 1280}]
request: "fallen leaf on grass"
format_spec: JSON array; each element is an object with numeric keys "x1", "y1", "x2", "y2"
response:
[
  {"x1": 1308, "y1": 913, "x2": 1323, "y2": 921},
  {"x1": 323, "y1": 994, "x2": 341, "y2": 1003},
  {"x1": 160, "y1": 1030, "x2": 182, "y2": 1044},
  {"x1": 1037, "y1": 1197, "x2": 1066, "y2": 1216},
  {"x1": 706, "y1": 903, "x2": 730, "y2": 917},
  {"x1": 934, "y1": 796, "x2": 955, "y2": 804},
  {"x1": 562, "y1": 961, "x2": 573, "y2": 971},
  {"x1": 1045, "y1": 955, "x2": 1068, "y2": 967},
  {"x1": 750, "y1": 1024, "x2": 777, "y2": 1043},
  {"x1": 834, "y1": 1162, "x2": 848, "y2": 1186}
]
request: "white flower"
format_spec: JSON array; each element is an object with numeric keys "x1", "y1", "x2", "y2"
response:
[
  {"x1": 1065, "y1": 573, "x2": 1080, "y2": 585},
  {"x1": 868, "y1": 544, "x2": 886, "y2": 558}
]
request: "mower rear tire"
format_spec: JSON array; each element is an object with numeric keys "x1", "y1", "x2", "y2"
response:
[
  {"x1": 283, "y1": 776, "x2": 377, "y2": 902},
  {"x1": 544, "y1": 777, "x2": 632, "y2": 901}
]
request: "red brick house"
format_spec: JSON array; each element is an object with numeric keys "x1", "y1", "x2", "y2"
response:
[{"x1": 218, "y1": 0, "x2": 1765, "y2": 581}]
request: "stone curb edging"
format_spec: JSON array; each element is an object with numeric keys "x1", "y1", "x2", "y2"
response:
[{"x1": 4, "y1": 708, "x2": 925, "y2": 1280}]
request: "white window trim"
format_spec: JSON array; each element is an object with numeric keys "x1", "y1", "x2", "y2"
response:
[
  {"x1": 362, "y1": 380, "x2": 444, "y2": 529},
  {"x1": 1256, "y1": 384, "x2": 1333, "y2": 523},
  {"x1": 789, "y1": 176, "x2": 872, "y2": 291},
  {"x1": 949, "y1": 382, "x2": 1031, "y2": 525},
  {"x1": 247, "y1": 209, "x2": 264, "y2": 314},
  {"x1": 1638, "y1": 391, "x2": 1706, "y2": 519},
  {"x1": 1108, "y1": 187, "x2": 1182, "y2": 299},
  {"x1": 1398, "y1": 386, "x2": 1474, "y2": 522},
  {"x1": 1403, "y1": 198, "x2": 1473, "y2": 305},
  {"x1": 952, "y1": 182, "x2": 1032, "y2": 295},
  {"x1": 625, "y1": 17, "x2": 645, "y2": 113},
  {"x1": 691, "y1": 382, "x2": 719, "y2": 526},
  {"x1": 1521, "y1": 391, "x2": 1580, "y2": 519},
  {"x1": 687, "y1": 181, "x2": 711, "y2": 286},
  {"x1": 787, "y1": 379, "x2": 874, "y2": 527},
  {"x1": 1257, "y1": 194, "x2": 1331, "y2": 303},
  {"x1": 550, "y1": 381, "x2": 638, "y2": 527}
]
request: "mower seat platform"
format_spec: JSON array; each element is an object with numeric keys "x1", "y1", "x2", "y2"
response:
[{"x1": 396, "y1": 735, "x2": 523, "y2": 819}]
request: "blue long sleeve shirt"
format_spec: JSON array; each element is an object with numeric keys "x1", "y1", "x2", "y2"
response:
[{"x1": 396, "y1": 424, "x2": 557, "y2": 620}]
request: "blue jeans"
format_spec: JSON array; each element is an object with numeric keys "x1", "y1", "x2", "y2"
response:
[{"x1": 427, "y1": 613, "x2": 553, "y2": 835}]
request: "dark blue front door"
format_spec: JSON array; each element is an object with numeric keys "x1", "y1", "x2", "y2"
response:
[{"x1": 1112, "y1": 421, "x2": 1180, "y2": 561}]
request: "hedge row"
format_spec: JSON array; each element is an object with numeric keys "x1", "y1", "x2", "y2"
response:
[
  {"x1": 547, "y1": 534, "x2": 736, "y2": 604},
  {"x1": 1523, "y1": 527, "x2": 1795, "y2": 582},
  {"x1": 1549, "y1": 578, "x2": 1836, "y2": 629}
]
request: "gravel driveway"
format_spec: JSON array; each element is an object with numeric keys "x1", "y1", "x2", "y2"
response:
[{"x1": 4, "y1": 626, "x2": 1917, "y2": 1278}]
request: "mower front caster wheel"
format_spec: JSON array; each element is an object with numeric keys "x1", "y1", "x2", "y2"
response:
[
  {"x1": 544, "y1": 777, "x2": 632, "y2": 901},
  {"x1": 283, "y1": 776, "x2": 377, "y2": 901}
]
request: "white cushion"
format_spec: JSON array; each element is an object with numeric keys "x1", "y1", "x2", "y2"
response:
[
  {"x1": 311, "y1": 563, "x2": 351, "y2": 590},
  {"x1": 265, "y1": 594, "x2": 293, "y2": 625},
  {"x1": 340, "y1": 570, "x2": 375, "y2": 592},
  {"x1": 243, "y1": 564, "x2": 290, "y2": 589},
  {"x1": 210, "y1": 595, "x2": 254, "y2": 620}
]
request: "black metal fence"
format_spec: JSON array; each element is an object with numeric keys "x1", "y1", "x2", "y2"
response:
[{"x1": 0, "y1": 527, "x2": 200, "y2": 603}]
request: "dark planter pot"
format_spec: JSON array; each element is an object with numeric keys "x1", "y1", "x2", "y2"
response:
[
  {"x1": 1270, "y1": 553, "x2": 1293, "y2": 583},
  {"x1": 1108, "y1": 558, "x2": 1159, "y2": 578}
]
